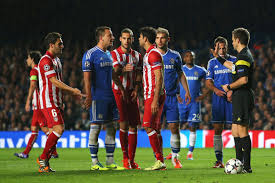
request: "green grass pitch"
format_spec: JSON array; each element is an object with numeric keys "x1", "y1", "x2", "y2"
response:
[{"x1": 0, "y1": 148, "x2": 274, "y2": 183}]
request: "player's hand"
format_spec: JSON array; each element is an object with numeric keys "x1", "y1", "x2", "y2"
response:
[
  {"x1": 124, "y1": 64, "x2": 134, "y2": 72},
  {"x1": 72, "y1": 88, "x2": 86, "y2": 97},
  {"x1": 226, "y1": 90, "x2": 233, "y2": 102},
  {"x1": 176, "y1": 94, "x2": 184, "y2": 104},
  {"x1": 151, "y1": 99, "x2": 159, "y2": 115},
  {"x1": 195, "y1": 95, "x2": 204, "y2": 102},
  {"x1": 210, "y1": 42, "x2": 219, "y2": 58},
  {"x1": 121, "y1": 89, "x2": 129, "y2": 103},
  {"x1": 221, "y1": 84, "x2": 229, "y2": 93},
  {"x1": 131, "y1": 90, "x2": 138, "y2": 102},
  {"x1": 185, "y1": 92, "x2": 191, "y2": 105},
  {"x1": 84, "y1": 97, "x2": 92, "y2": 110},
  {"x1": 25, "y1": 102, "x2": 31, "y2": 112},
  {"x1": 214, "y1": 88, "x2": 226, "y2": 97}
]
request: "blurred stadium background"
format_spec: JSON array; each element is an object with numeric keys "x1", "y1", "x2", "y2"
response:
[{"x1": 0, "y1": 0, "x2": 274, "y2": 148}]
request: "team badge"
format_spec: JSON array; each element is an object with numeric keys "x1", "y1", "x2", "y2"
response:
[
  {"x1": 100, "y1": 57, "x2": 103, "y2": 60},
  {"x1": 170, "y1": 58, "x2": 175, "y2": 64},
  {"x1": 44, "y1": 64, "x2": 50, "y2": 71},
  {"x1": 207, "y1": 71, "x2": 210, "y2": 76},
  {"x1": 85, "y1": 61, "x2": 90, "y2": 68},
  {"x1": 194, "y1": 71, "x2": 198, "y2": 76},
  {"x1": 54, "y1": 116, "x2": 58, "y2": 122},
  {"x1": 214, "y1": 65, "x2": 218, "y2": 68}
]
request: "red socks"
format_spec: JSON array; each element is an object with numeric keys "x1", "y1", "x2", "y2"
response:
[
  {"x1": 119, "y1": 129, "x2": 129, "y2": 159},
  {"x1": 128, "y1": 131, "x2": 137, "y2": 163},
  {"x1": 40, "y1": 131, "x2": 60, "y2": 160},
  {"x1": 148, "y1": 130, "x2": 163, "y2": 162},
  {"x1": 23, "y1": 131, "x2": 38, "y2": 155}
]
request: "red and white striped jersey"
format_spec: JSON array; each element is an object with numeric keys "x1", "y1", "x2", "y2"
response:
[
  {"x1": 111, "y1": 46, "x2": 142, "y2": 91},
  {"x1": 30, "y1": 65, "x2": 39, "y2": 110},
  {"x1": 38, "y1": 51, "x2": 63, "y2": 109},
  {"x1": 143, "y1": 45, "x2": 165, "y2": 100}
]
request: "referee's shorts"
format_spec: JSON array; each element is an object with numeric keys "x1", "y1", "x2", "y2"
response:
[{"x1": 232, "y1": 89, "x2": 255, "y2": 125}]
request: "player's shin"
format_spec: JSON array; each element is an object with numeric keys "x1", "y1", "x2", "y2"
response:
[
  {"x1": 188, "y1": 131, "x2": 196, "y2": 154},
  {"x1": 128, "y1": 130, "x2": 137, "y2": 163},
  {"x1": 214, "y1": 135, "x2": 223, "y2": 162},
  {"x1": 40, "y1": 131, "x2": 61, "y2": 160},
  {"x1": 147, "y1": 130, "x2": 163, "y2": 162},
  {"x1": 105, "y1": 122, "x2": 116, "y2": 165},
  {"x1": 23, "y1": 131, "x2": 38, "y2": 155},
  {"x1": 119, "y1": 128, "x2": 129, "y2": 160},
  {"x1": 170, "y1": 133, "x2": 180, "y2": 159},
  {"x1": 89, "y1": 124, "x2": 101, "y2": 165},
  {"x1": 234, "y1": 137, "x2": 243, "y2": 162},
  {"x1": 240, "y1": 135, "x2": 251, "y2": 170}
]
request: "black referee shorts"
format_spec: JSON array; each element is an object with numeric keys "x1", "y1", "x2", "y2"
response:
[{"x1": 232, "y1": 89, "x2": 255, "y2": 125}]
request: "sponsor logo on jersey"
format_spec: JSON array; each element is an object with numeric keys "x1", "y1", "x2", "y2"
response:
[
  {"x1": 214, "y1": 69, "x2": 231, "y2": 74},
  {"x1": 100, "y1": 62, "x2": 112, "y2": 67}
]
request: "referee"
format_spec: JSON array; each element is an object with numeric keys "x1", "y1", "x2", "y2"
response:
[{"x1": 211, "y1": 27, "x2": 254, "y2": 173}]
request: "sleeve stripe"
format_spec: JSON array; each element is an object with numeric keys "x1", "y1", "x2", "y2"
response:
[
  {"x1": 235, "y1": 60, "x2": 250, "y2": 67},
  {"x1": 152, "y1": 63, "x2": 161, "y2": 68},
  {"x1": 45, "y1": 70, "x2": 56, "y2": 76},
  {"x1": 30, "y1": 75, "x2": 37, "y2": 81}
]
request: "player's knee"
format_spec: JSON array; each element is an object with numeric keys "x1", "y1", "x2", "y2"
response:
[
  {"x1": 129, "y1": 126, "x2": 137, "y2": 133},
  {"x1": 213, "y1": 125, "x2": 223, "y2": 135},
  {"x1": 31, "y1": 126, "x2": 39, "y2": 132},
  {"x1": 169, "y1": 123, "x2": 179, "y2": 134},
  {"x1": 119, "y1": 121, "x2": 129, "y2": 131},
  {"x1": 144, "y1": 127, "x2": 153, "y2": 134}
]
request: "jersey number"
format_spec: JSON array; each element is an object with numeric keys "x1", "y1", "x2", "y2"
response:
[
  {"x1": 192, "y1": 114, "x2": 200, "y2": 121},
  {"x1": 51, "y1": 109, "x2": 57, "y2": 117}
]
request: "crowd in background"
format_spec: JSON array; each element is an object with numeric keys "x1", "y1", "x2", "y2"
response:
[{"x1": 0, "y1": 38, "x2": 274, "y2": 131}]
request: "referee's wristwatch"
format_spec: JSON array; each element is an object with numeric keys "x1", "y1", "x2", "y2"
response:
[{"x1": 227, "y1": 85, "x2": 231, "y2": 91}]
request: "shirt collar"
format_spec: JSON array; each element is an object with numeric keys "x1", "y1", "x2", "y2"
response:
[
  {"x1": 46, "y1": 51, "x2": 54, "y2": 59},
  {"x1": 146, "y1": 45, "x2": 156, "y2": 53}
]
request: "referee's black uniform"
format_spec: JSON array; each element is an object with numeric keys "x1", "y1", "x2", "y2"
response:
[{"x1": 232, "y1": 47, "x2": 254, "y2": 171}]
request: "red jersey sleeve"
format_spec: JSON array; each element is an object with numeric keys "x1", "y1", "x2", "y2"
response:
[
  {"x1": 148, "y1": 51, "x2": 162, "y2": 70},
  {"x1": 111, "y1": 50, "x2": 122, "y2": 68},
  {"x1": 29, "y1": 68, "x2": 38, "y2": 81},
  {"x1": 39, "y1": 57, "x2": 56, "y2": 79}
]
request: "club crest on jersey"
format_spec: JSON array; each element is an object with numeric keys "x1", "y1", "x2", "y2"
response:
[
  {"x1": 170, "y1": 58, "x2": 175, "y2": 64},
  {"x1": 44, "y1": 64, "x2": 50, "y2": 71},
  {"x1": 98, "y1": 114, "x2": 103, "y2": 119},
  {"x1": 214, "y1": 65, "x2": 218, "y2": 68},
  {"x1": 53, "y1": 116, "x2": 58, "y2": 122},
  {"x1": 194, "y1": 71, "x2": 198, "y2": 76},
  {"x1": 85, "y1": 61, "x2": 90, "y2": 68},
  {"x1": 207, "y1": 71, "x2": 210, "y2": 76}
]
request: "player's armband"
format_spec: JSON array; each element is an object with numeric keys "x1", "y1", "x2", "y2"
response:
[{"x1": 30, "y1": 75, "x2": 38, "y2": 81}]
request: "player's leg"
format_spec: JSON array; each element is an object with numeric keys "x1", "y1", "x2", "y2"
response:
[
  {"x1": 238, "y1": 124, "x2": 251, "y2": 173},
  {"x1": 186, "y1": 102, "x2": 201, "y2": 160},
  {"x1": 105, "y1": 101, "x2": 124, "y2": 170},
  {"x1": 211, "y1": 95, "x2": 225, "y2": 168},
  {"x1": 144, "y1": 95, "x2": 166, "y2": 170},
  {"x1": 127, "y1": 99, "x2": 140, "y2": 169},
  {"x1": 113, "y1": 90, "x2": 129, "y2": 167},
  {"x1": 88, "y1": 100, "x2": 109, "y2": 170}
]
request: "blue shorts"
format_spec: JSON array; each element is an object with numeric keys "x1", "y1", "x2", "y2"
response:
[
  {"x1": 162, "y1": 95, "x2": 179, "y2": 123},
  {"x1": 178, "y1": 101, "x2": 201, "y2": 126},
  {"x1": 211, "y1": 94, "x2": 232, "y2": 123},
  {"x1": 89, "y1": 99, "x2": 119, "y2": 124}
]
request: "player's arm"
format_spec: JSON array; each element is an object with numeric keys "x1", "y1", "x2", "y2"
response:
[
  {"x1": 206, "y1": 79, "x2": 226, "y2": 97},
  {"x1": 25, "y1": 80, "x2": 37, "y2": 112},
  {"x1": 49, "y1": 77, "x2": 82, "y2": 96},
  {"x1": 83, "y1": 72, "x2": 92, "y2": 109},
  {"x1": 196, "y1": 80, "x2": 210, "y2": 102},
  {"x1": 210, "y1": 43, "x2": 234, "y2": 70},
  {"x1": 177, "y1": 71, "x2": 191, "y2": 104},
  {"x1": 152, "y1": 68, "x2": 163, "y2": 114},
  {"x1": 131, "y1": 70, "x2": 142, "y2": 102},
  {"x1": 112, "y1": 66, "x2": 127, "y2": 99}
]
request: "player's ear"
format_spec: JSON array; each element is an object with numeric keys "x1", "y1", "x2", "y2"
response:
[
  {"x1": 168, "y1": 37, "x2": 171, "y2": 42},
  {"x1": 119, "y1": 36, "x2": 122, "y2": 42},
  {"x1": 131, "y1": 37, "x2": 134, "y2": 43}
]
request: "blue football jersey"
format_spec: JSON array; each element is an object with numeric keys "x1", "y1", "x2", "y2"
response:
[
  {"x1": 180, "y1": 65, "x2": 207, "y2": 102},
  {"x1": 82, "y1": 46, "x2": 114, "y2": 100},
  {"x1": 162, "y1": 49, "x2": 182, "y2": 96},
  {"x1": 206, "y1": 55, "x2": 236, "y2": 91}
]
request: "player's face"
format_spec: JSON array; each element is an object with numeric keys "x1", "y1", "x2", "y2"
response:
[
  {"x1": 52, "y1": 38, "x2": 64, "y2": 56},
  {"x1": 156, "y1": 33, "x2": 169, "y2": 50},
  {"x1": 102, "y1": 29, "x2": 115, "y2": 48},
  {"x1": 120, "y1": 33, "x2": 133, "y2": 50},
  {"x1": 217, "y1": 42, "x2": 227, "y2": 56},
  {"x1": 139, "y1": 34, "x2": 145, "y2": 48},
  {"x1": 26, "y1": 55, "x2": 33, "y2": 67},
  {"x1": 184, "y1": 52, "x2": 194, "y2": 64}
]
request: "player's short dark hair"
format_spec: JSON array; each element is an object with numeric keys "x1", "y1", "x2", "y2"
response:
[
  {"x1": 28, "y1": 51, "x2": 42, "y2": 64},
  {"x1": 232, "y1": 28, "x2": 250, "y2": 46},
  {"x1": 95, "y1": 26, "x2": 111, "y2": 43},
  {"x1": 156, "y1": 27, "x2": 169, "y2": 38},
  {"x1": 214, "y1": 36, "x2": 228, "y2": 48},
  {"x1": 121, "y1": 28, "x2": 133, "y2": 37},
  {"x1": 139, "y1": 27, "x2": 156, "y2": 44},
  {"x1": 184, "y1": 50, "x2": 196, "y2": 59},
  {"x1": 44, "y1": 32, "x2": 62, "y2": 50}
]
